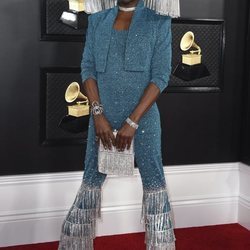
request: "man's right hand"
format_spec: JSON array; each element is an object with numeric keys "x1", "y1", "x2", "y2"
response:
[{"x1": 93, "y1": 114, "x2": 116, "y2": 150}]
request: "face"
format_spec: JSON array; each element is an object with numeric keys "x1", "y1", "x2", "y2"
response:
[{"x1": 117, "y1": 0, "x2": 139, "y2": 6}]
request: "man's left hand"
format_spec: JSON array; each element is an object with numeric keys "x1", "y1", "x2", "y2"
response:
[{"x1": 115, "y1": 122, "x2": 136, "y2": 151}]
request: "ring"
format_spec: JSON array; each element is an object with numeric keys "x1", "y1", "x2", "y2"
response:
[{"x1": 95, "y1": 136, "x2": 99, "y2": 141}]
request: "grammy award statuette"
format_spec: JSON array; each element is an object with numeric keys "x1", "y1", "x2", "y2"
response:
[
  {"x1": 58, "y1": 82, "x2": 90, "y2": 134},
  {"x1": 65, "y1": 82, "x2": 89, "y2": 117},
  {"x1": 173, "y1": 31, "x2": 210, "y2": 81},
  {"x1": 60, "y1": 0, "x2": 88, "y2": 30}
]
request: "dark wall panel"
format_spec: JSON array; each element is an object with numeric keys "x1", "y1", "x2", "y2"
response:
[
  {"x1": 218, "y1": 0, "x2": 248, "y2": 162},
  {"x1": 240, "y1": 2, "x2": 250, "y2": 165},
  {"x1": 0, "y1": 0, "x2": 248, "y2": 175},
  {"x1": 0, "y1": 0, "x2": 85, "y2": 175},
  {"x1": 180, "y1": 0, "x2": 224, "y2": 19}
]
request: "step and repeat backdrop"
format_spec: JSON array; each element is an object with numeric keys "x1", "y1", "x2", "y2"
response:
[
  {"x1": 2, "y1": 0, "x2": 248, "y2": 175},
  {"x1": 40, "y1": 0, "x2": 224, "y2": 146}
]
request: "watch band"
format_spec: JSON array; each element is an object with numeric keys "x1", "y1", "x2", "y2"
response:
[{"x1": 91, "y1": 101, "x2": 104, "y2": 115}]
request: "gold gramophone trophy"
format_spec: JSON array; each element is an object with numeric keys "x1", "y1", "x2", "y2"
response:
[
  {"x1": 173, "y1": 31, "x2": 210, "y2": 81},
  {"x1": 60, "y1": 0, "x2": 88, "y2": 30},
  {"x1": 181, "y1": 31, "x2": 202, "y2": 65},
  {"x1": 58, "y1": 82, "x2": 90, "y2": 134},
  {"x1": 65, "y1": 81, "x2": 89, "y2": 117}
]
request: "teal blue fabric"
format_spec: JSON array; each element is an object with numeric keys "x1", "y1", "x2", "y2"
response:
[
  {"x1": 81, "y1": 0, "x2": 172, "y2": 93},
  {"x1": 80, "y1": 0, "x2": 172, "y2": 191}
]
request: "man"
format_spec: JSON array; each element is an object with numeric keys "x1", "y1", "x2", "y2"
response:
[{"x1": 58, "y1": 0, "x2": 180, "y2": 249}]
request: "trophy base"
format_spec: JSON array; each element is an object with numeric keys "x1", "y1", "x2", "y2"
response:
[
  {"x1": 58, "y1": 115, "x2": 89, "y2": 134},
  {"x1": 59, "y1": 10, "x2": 87, "y2": 30},
  {"x1": 173, "y1": 63, "x2": 210, "y2": 81},
  {"x1": 182, "y1": 54, "x2": 202, "y2": 65},
  {"x1": 67, "y1": 105, "x2": 89, "y2": 117}
]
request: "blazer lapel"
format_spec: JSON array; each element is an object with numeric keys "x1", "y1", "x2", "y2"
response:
[
  {"x1": 94, "y1": 9, "x2": 116, "y2": 72},
  {"x1": 124, "y1": 2, "x2": 151, "y2": 71},
  {"x1": 95, "y1": 0, "x2": 151, "y2": 72}
]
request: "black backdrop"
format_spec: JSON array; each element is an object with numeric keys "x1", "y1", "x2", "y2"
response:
[
  {"x1": 0, "y1": 0, "x2": 249, "y2": 176},
  {"x1": 240, "y1": 1, "x2": 250, "y2": 165}
]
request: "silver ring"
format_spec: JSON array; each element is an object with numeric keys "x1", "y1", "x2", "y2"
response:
[{"x1": 95, "y1": 136, "x2": 99, "y2": 141}]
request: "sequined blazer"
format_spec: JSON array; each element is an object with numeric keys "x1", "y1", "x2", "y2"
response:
[{"x1": 81, "y1": 0, "x2": 172, "y2": 93}]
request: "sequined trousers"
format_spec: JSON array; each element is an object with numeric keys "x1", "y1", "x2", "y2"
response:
[{"x1": 58, "y1": 29, "x2": 176, "y2": 249}]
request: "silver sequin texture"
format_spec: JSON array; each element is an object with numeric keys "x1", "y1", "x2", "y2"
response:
[
  {"x1": 98, "y1": 130, "x2": 135, "y2": 176},
  {"x1": 58, "y1": 9, "x2": 176, "y2": 250},
  {"x1": 58, "y1": 181, "x2": 102, "y2": 250},
  {"x1": 90, "y1": 28, "x2": 175, "y2": 249}
]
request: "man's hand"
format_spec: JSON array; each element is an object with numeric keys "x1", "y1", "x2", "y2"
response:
[
  {"x1": 116, "y1": 122, "x2": 136, "y2": 151},
  {"x1": 93, "y1": 114, "x2": 116, "y2": 150}
]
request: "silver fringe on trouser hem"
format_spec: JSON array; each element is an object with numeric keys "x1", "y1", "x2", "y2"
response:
[
  {"x1": 58, "y1": 181, "x2": 102, "y2": 250},
  {"x1": 141, "y1": 187, "x2": 176, "y2": 250}
]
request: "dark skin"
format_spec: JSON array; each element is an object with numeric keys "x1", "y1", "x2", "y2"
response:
[{"x1": 82, "y1": 0, "x2": 161, "y2": 151}]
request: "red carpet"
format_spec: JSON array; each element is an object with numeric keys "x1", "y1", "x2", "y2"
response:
[{"x1": 1, "y1": 223, "x2": 249, "y2": 250}]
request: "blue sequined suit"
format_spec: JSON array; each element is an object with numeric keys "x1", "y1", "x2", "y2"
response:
[
  {"x1": 58, "y1": 1, "x2": 176, "y2": 249},
  {"x1": 81, "y1": 0, "x2": 172, "y2": 191}
]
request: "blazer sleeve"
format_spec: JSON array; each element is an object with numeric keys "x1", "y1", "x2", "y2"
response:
[
  {"x1": 80, "y1": 14, "x2": 97, "y2": 83},
  {"x1": 150, "y1": 16, "x2": 172, "y2": 93}
]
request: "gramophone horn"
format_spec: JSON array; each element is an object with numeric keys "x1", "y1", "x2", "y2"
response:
[
  {"x1": 65, "y1": 82, "x2": 87, "y2": 103},
  {"x1": 180, "y1": 31, "x2": 201, "y2": 55},
  {"x1": 180, "y1": 31, "x2": 194, "y2": 51}
]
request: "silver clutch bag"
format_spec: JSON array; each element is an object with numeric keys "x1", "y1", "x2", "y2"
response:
[{"x1": 98, "y1": 130, "x2": 135, "y2": 176}]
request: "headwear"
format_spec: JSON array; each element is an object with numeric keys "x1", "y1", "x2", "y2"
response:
[{"x1": 84, "y1": 0, "x2": 180, "y2": 18}]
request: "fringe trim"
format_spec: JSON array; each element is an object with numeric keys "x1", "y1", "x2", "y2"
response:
[
  {"x1": 72, "y1": 183, "x2": 102, "y2": 212},
  {"x1": 84, "y1": 0, "x2": 180, "y2": 17},
  {"x1": 58, "y1": 234, "x2": 94, "y2": 250},
  {"x1": 141, "y1": 188, "x2": 171, "y2": 220},
  {"x1": 144, "y1": 0, "x2": 180, "y2": 17},
  {"x1": 146, "y1": 241, "x2": 176, "y2": 250},
  {"x1": 84, "y1": 0, "x2": 117, "y2": 14},
  {"x1": 98, "y1": 130, "x2": 135, "y2": 176},
  {"x1": 60, "y1": 219, "x2": 96, "y2": 238},
  {"x1": 143, "y1": 212, "x2": 173, "y2": 230},
  {"x1": 58, "y1": 181, "x2": 102, "y2": 250},
  {"x1": 102, "y1": 0, "x2": 117, "y2": 10},
  {"x1": 145, "y1": 227, "x2": 176, "y2": 246},
  {"x1": 141, "y1": 187, "x2": 176, "y2": 250},
  {"x1": 98, "y1": 150, "x2": 134, "y2": 176}
]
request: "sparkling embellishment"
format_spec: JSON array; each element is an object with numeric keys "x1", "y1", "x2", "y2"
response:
[
  {"x1": 91, "y1": 101, "x2": 104, "y2": 115},
  {"x1": 98, "y1": 130, "x2": 135, "y2": 176},
  {"x1": 70, "y1": 7, "x2": 176, "y2": 250},
  {"x1": 141, "y1": 187, "x2": 176, "y2": 249},
  {"x1": 58, "y1": 180, "x2": 102, "y2": 250},
  {"x1": 126, "y1": 117, "x2": 139, "y2": 129}
]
